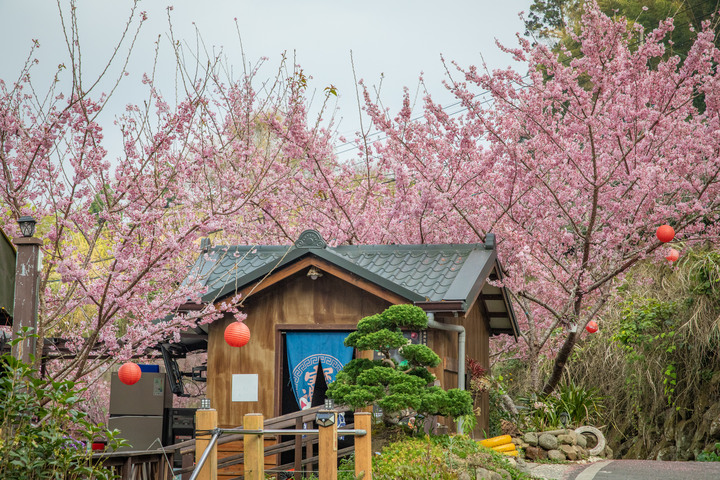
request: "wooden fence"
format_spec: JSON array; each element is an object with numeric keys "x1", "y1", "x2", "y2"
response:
[{"x1": 94, "y1": 405, "x2": 371, "y2": 480}]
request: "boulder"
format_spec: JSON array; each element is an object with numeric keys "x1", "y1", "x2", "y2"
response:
[
  {"x1": 604, "y1": 445, "x2": 614, "y2": 459},
  {"x1": 524, "y1": 446, "x2": 547, "y2": 461},
  {"x1": 558, "y1": 433, "x2": 577, "y2": 445},
  {"x1": 514, "y1": 458, "x2": 531, "y2": 475},
  {"x1": 576, "y1": 432, "x2": 587, "y2": 449},
  {"x1": 497, "y1": 469, "x2": 511, "y2": 480},
  {"x1": 475, "y1": 467, "x2": 502, "y2": 480},
  {"x1": 624, "y1": 439, "x2": 647, "y2": 459},
  {"x1": 706, "y1": 401, "x2": 720, "y2": 439},
  {"x1": 675, "y1": 420, "x2": 697, "y2": 458},
  {"x1": 648, "y1": 439, "x2": 671, "y2": 460},
  {"x1": 559, "y1": 444, "x2": 579, "y2": 460},
  {"x1": 539, "y1": 433, "x2": 559, "y2": 450},
  {"x1": 523, "y1": 432, "x2": 539, "y2": 446},
  {"x1": 663, "y1": 408, "x2": 678, "y2": 442},
  {"x1": 547, "y1": 449, "x2": 566, "y2": 461},
  {"x1": 656, "y1": 445, "x2": 677, "y2": 461}
]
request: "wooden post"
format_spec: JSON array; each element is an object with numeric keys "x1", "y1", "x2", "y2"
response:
[
  {"x1": 294, "y1": 416, "x2": 302, "y2": 480},
  {"x1": 11, "y1": 236, "x2": 42, "y2": 366},
  {"x1": 195, "y1": 407, "x2": 218, "y2": 480},
  {"x1": 357, "y1": 350, "x2": 375, "y2": 413},
  {"x1": 354, "y1": 412, "x2": 372, "y2": 480},
  {"x1": 318, "y1": 410, "x2": 337, "y2": 480},
  {"x1": 244, "y1": 413, "x2": 264, "y2": 480}
]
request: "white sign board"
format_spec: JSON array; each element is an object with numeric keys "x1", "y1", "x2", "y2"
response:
[{"x1": 231, "y1": 374, "x2": 259, "y2": 402}]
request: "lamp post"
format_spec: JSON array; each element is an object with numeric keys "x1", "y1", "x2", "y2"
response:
[{"x1": 12, "y1": 216, "x2": 42, "y2": 365}]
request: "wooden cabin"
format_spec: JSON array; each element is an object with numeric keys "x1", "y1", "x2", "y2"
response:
[{"x1": 172, "y1": 229, "x2": 519, "y2": 442}]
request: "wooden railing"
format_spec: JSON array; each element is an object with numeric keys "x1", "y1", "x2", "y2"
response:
[
  {"x1": 93, "y1": 449, "x2": 174, "y2": 480},
  {"x1": 93, "y1": 405, "x2": 366, "y2": 480}
]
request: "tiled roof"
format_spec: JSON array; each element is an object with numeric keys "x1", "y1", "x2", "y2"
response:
[{"x1": 183, "y1": 230, "x2": 518, "y2": 336}]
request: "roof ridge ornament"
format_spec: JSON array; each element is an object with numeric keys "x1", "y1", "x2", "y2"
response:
[
  {"x1": 484, "y1": 233, "x2": 496, "y2": 250},
  {"x1": 294, "y1": 229, "x2": 327, "y2": 249}
]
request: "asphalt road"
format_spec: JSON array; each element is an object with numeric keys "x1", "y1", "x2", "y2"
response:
[{"x1": 560, "y1": 460, "x2": 720, "y2": 480}]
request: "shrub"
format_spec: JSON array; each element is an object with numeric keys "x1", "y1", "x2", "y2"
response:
[
  {"x1": 0, "y1": 349, "x2": 125, "y2": 479},
  {"x1": 328, "y1": 305, "x2": 472, "y2": 424}
]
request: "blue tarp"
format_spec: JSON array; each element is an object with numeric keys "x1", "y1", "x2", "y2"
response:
[{"x1": 286, "y1": 331, "x2": 353, "y2": 410}]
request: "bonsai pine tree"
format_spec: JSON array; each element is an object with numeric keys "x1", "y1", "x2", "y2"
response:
[{"x1": 326, "y1": 304, "x2": 472, "y2": 424}]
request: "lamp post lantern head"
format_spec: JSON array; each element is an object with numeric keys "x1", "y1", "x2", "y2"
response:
[{"x1": 18, "y1": 216, "x2": 36, "y2": 237}]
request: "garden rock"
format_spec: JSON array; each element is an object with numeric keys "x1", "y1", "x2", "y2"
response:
[
  {"x1": 559, "y1": 444, "x2": 579, "y2": 460},
  {"x1": 475, "y1": 467, "x2": 502, "y2": 480},
  {"x1": 576, "y1": 433, "x2": 587, "y2": 448},
  {"x1": 515, "y1": 458, "x2": 531, "y2": 475},
  {"x1": 523, "y1": 432, "x2": 539, "y2": 446},
  {"x1": 524, "y1": 446, "x2": 548, "y2": 461},
  {"x1": 656, "y1": 445, "x2": 677, "y2": 461},
  {"x1": 604, "y1": 445, "x2": 614, "y2": 459},
  {"x1": 558, "y1": 433, "x2": 576, "y2": 445},
  {"x1": 497, "y1": 469, "x2": 511, "y2": 480},
  {"x1": 459, "y1": 471, "x2": 472, "y2": 480},
  {"x1": 539, "y1": 433, "x2": 559, "y2": 450},
  {"x1": 675, "y1": 420, "x2": 697, "y2": 457},
  {"x1": 706, "y1": 401, "x2": 720, "y2": 439},
  {"x1": 547, "y1": 449, "x2": 566, "y2": 461}
]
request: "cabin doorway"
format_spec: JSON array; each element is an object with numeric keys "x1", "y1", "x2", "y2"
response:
[
  {"x1": 277, "y1": 329, "x2": 355, "y2": 467},
  {"x1": 278, "y1": 329, "x2": 354, "y2": 416}
]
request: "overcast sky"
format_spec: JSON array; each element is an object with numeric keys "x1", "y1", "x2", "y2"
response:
[{"x1": 0, "y1": 0, "x2": 534, "y2": 159}]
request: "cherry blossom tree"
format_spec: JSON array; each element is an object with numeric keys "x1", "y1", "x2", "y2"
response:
[
  {"x1": 0, "y1": 1, "x2": 336, "y2": 382},
  {"x1": 308, "y1": 1, "x2": 720, "y2": 392}
]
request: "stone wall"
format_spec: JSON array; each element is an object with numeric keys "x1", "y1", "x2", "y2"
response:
[
  {"x1": 514, "y1": 429, "x2": 613, "y2": 462},
  {"x1": 610, "y1": 395, "x2": 720, "y2": 461}
]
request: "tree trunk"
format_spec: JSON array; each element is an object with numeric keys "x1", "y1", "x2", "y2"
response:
[{"x1": 541, "y1": 330, "x2": 578, "y2": 394}]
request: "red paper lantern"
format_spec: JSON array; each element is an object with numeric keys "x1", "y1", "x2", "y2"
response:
[
  {"x1": 225, "y1": 321, "x2": 250, "y2": 347},
  {"x1": 666, "y1": 248, "x2": 680, "y2": 262},
  {"x1": 586, "y1": 321, "x2": 599, "y2": 333},
  {"x1": 656, "y1": 225, "x2": 675, "y2": 243},
  {"x1": 118, "y1": 362, "x2": 142, "y2": 385}
]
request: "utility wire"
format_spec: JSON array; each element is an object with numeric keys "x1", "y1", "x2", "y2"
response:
[{"x1": 334, "y1": 0, "x2": 720, "y2": 162}]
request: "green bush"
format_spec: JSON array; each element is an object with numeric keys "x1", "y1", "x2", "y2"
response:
[
  {"x1": 697, "y1": 443, "x2": 720, "y2": 462},
  {"x1": 0, "y1": 349, "x2": 125, "y2": 479},
  {"x1": 519, "y1": 381, "x2": 604, "y2": 431}
]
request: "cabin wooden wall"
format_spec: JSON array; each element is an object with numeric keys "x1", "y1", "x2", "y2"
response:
[
  {"x1": 208, "y1": 270, "x2": 392, "y2": 427},
  {"x1": 426, "y1": 301, "x2": 490, "y2": 435}
]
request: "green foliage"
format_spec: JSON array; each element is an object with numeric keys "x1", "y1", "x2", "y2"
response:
[
  {"x1": 488, "y1": 389, "x2": 514, "y2": 438},
  {"x1": 399, "y1": 344, "x2": 440, "y2": 368},
  {"x1": 380, "y1": 304, "x2": 429, "y2": 329},
  {"x1": 329, "y1": 305, "x2": 472, "y2": 423},
  {"x1": 697, "y1": 443, "x2": 720, "y2": 462},
  {"x1": 688, "y1": 250, "x2": 720, "y2": 297},
  {"x1": 0, "y1": 349, "x2": 126, "y2": 479},
  {"x1": 519, "y1": 381, "x2": 604, "y2": 431},
  {"x1": 526, "y1": 0, "x2": 720, "y2": 63},
  {"x1": 371, "y1": 435, "x2": 534, "y2": 480},
  {"x1": 561, "y1": 247, "x2": 720, "y2": 457},
  {"x1": 613, "y1": 297, "x2": 677, "y2": 351},
  {"x1": 613, "y1": 296, "x2": 680, "y2": 406}
]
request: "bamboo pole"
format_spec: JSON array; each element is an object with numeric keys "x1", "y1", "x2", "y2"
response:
[
  {"x1": 354, "y1": 412, "x2": 372, "y2": 480},
  {"x1": 318, "y1": 411, "x2": 337, "y2": 480},
  {"x1": 195, "y1": 408, "x2": 218, "y2": 480},
  {"x1": 244, "y1": 413, "x2": 264, "y2": 480}
]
